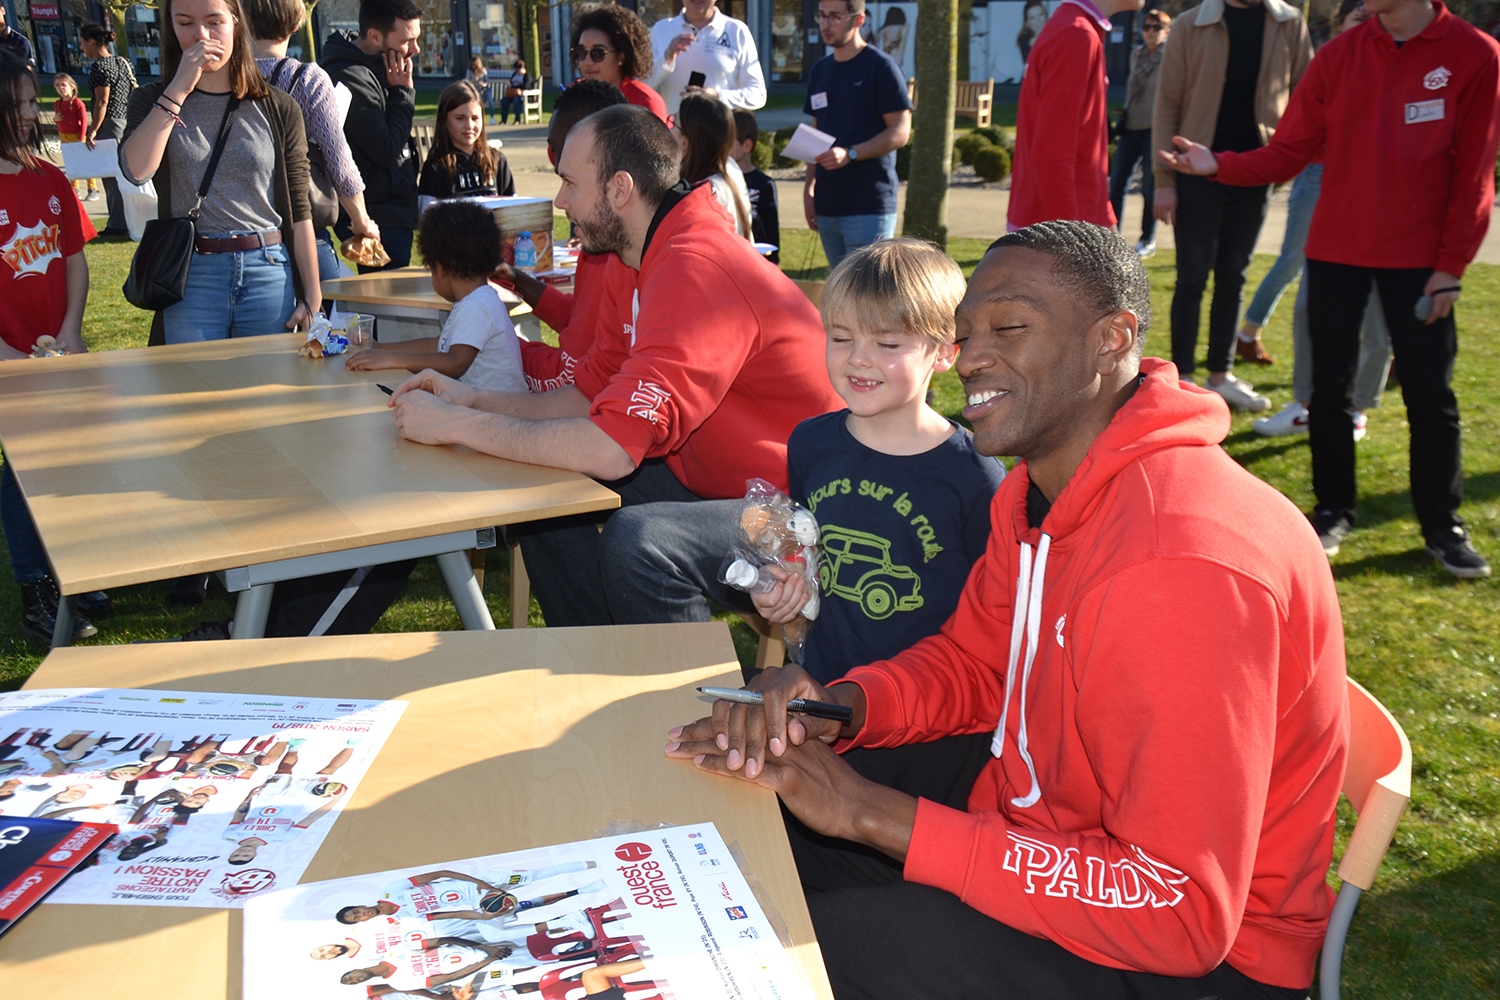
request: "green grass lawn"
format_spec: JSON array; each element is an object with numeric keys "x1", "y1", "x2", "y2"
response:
[{"x1": 1, "y1": 218, "x2": 1496, "y2": 997}]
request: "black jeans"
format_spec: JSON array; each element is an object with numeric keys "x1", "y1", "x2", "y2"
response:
[
  {"x1": 516, "y1": 460, "x2": 752, "y2": 627},
  {"x1": 1305, "y1": 259, "x2": 1463, "y2": 539},
  {"x1": 1109, "y1": 127, "x2": 1156, "y2": 245},
  {"x1": 1170, "y1": 175, "x2": 1269, "y2": 375},
  {"x1": 809, "y1": 883, "x2": 1307, "y2": 1000}
]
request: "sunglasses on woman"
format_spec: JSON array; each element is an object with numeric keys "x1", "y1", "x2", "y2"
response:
[{"x1": 572, "y1": 45, "x2": 616, "y2": 64}]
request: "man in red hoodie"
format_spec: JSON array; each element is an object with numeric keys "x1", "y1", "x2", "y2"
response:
[
  {"x1": 668, "y1": 222, "x2": 1349, "y2": 999},
  {"x1": 390, "y1": 104, "x2": 841, "y2": 626},
  {"x1": 1007, "y1": 0, "x2": 1144, "y2": 231},
  {"x1": 1160, "y1": 0, "x2": 1499, "y2": 578}
]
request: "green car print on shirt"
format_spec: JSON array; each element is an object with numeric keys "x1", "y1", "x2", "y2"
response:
[{"x1": 818, "y1": 525, "x2": 924, "y2": 620}]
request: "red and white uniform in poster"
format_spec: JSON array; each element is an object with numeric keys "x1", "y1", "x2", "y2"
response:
[
  {"x1": 0, "y1": 161, "x2": 95, "y2": 352},
  {"x1": 221, "y1": 774, "x2": 344, "y2": 844},
  {"x1": 383, "y1": 939, "x2": 493, "y2": 991}
]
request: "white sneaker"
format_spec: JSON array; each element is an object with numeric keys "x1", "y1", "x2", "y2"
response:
[
  {"x1": 86, "y1": 190, "x2": 101, "y2": 201},
  {"x1": 1253, "y1": 401, "x2": 1309, "y2": 436},
  {"x1": 1135, "y1": 240, "x2": 1156, "y2": 258},
  {"x1": 1206, "y1": 373, "x2": 1272, "y2": 412},
  {"x1": 1352, "y1": 410, "x2": 1368, "y2": 442}
]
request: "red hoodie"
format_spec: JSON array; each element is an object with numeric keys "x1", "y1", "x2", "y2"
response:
[
  {"x1": 1007, "y1": 0, "x2": 1117, "y2": 230},
  {"x1": 834, "y1": 360, "x2": 1349, "y2": 989},
  {"x1": 518, "y1": 251, "x2": 635, "y2": 393},
  {"x1": 586, "y1": 186, "x2": 843, "y2": 498},
  {"x1": 1214, "y1": 3, "x2": 1500, "y2": 277}
]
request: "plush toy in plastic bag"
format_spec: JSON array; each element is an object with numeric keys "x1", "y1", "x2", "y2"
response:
[{"x1": 719, "y1": 479, "x2": 821, "y2": 661}]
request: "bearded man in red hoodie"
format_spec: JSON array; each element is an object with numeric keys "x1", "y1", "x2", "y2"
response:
[
  {"x1": 668, "y1": 222, "x2": 1349, "y2": 1000},
  {"x1": 389, "y1": 104, "x2": 841, "y2": 626}
]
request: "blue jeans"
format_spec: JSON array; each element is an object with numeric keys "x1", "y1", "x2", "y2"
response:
[
  {"x1": 500, "y1": 94, "x2": 522, "y2": 123},
  {"x1": 817, "y1": 213, "x2": 897, "y2": 269},
  {"x1": 1, "y1": 459, "x2": 49, "y2": 584},
  {"x1": 162, "y1": 238, "x2": 295, "y2": 344},
  {"x1": 1243, "y1": 163, "x2": 1321, "y2": 328},
  {"x1": 316, "y1": 232, "x2": 341, "y2": 281},
  {"x1": 1108, "y1": 127, "x2": 1156, "y2": 245}
]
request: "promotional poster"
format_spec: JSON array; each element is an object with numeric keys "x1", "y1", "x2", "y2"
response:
[
  {"x1": 0, "y1": 688, "x2": 405, "y2": 908},
  {"x1": 243, "y1": 823, "x2": 815, "y2": 1000}
]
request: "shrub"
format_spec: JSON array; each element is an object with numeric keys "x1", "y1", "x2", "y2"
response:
[
  {"x1": 772, "y1": 126, "x2": 798, "y2": 169},
  {"x1": 974, "y1": 125, "x2": 1008, "y2": 148},
  {"x1": 972, "y1": 143, "x2": 1012, "y2": 183},
  {"x1": 895, "y1": 139, "x2": 960, "y2": 181},
  {"x1": 954, "y1": 131, "x2": 994, "y2": 167},
  {"x1": 751, "y1": 137, "x2": 774, "y2": 171}
]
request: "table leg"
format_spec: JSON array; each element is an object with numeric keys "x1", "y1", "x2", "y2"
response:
[
  {"x1": 435, "y1": 550, "x2": 496, "y2": 630},
  {"x1": 231, "y1": 584, "x2": 275, "y2": 639},
  {"x1": 509, "y1": 538, "x2": 530, "y2": 629},
  {"x1": 50, "y1": 594, "x2": 78, "y2": 648}
]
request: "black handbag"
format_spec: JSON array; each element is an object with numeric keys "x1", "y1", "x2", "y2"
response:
[
  {"x1": 123, "y1": 95, "x2": 240, "y2": 311},
  {"x1": 279, "y1": 59, "x2": 341, "y2": 229}
]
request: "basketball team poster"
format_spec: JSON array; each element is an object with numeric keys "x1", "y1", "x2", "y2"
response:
[
  {"x1": 243, "y1": 823, "x2": 816, "y2": 1000},
  {"x1": 0, "y1": 687, "x2": 405, "y2": 907}
]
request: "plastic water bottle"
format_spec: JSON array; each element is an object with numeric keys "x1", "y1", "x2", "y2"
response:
[{"x1": 514, "y1": 231, "x2": 537, "y2": 275}]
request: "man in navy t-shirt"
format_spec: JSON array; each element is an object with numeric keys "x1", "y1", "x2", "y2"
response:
[{"x1": 802, "y1": 0, "x2": 912, "y2": 266}]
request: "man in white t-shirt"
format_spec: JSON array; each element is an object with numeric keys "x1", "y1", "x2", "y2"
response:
[{"x1": 648, "y1": 0, "x2": 766, "y2": 114}]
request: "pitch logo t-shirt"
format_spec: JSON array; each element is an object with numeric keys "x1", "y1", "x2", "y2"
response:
[{"x1": 0, "y1": 162, "x2": 94, "y2": 353}]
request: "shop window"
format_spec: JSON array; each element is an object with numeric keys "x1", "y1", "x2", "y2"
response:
[
  {"x1": 770, "y1": 0, "x2": 802, "y2": 81},
  {"x1": 470, "y1": 2, "x2": 519, "y2": 72}
]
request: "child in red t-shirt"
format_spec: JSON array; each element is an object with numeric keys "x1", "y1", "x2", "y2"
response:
[
  {"x1": 1, "y1": 56, "x2": 104, "y2": 644},
  {"x1": 50, "y1": 72, "x2": 97, "y2": 201}
]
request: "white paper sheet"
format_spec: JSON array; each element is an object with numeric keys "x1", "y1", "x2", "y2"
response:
[
  {"x1": 334, "y1": 81, "x2": 353, "y2": 127},
  {"x1": 780, "y1": 122, "x2": 837, "y2": 163},
  {"x1": 0, "y1": 688, "x2": 406, "y2": 908},
  {"x1": 60, "y1": 138, "x2": 121, "y2": 181},
  {"x1": 244, "y1": 822, "x2": 815, "y2": 1000}
]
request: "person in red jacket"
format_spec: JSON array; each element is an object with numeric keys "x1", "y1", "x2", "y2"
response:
[
  {"x1": 1007, "y1": 0, "x2": 1144, "y2": 231},
  {"x1": 488, "y1": 79, "x2": 632, "y2": 392},
  {"x1": 388, "y1": 104, "x2": 842, "y2": 626},
  {"x1": 667, "y1": 222, "x2": 1349, "y2": 999},
  {"x1": 1160, "y1": 0, "x2": 1500, "y2": 578}
]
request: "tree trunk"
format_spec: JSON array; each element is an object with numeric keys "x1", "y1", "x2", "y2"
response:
[
  {"x1": 903, "y1": 0, "x2": 958, "y2": 247},
  {"x1": 302, "y1": 0, "x2": 321, "y2": 62},
  {"x1": 520, "y1": 0, "x2": 543, "y2": 85}
]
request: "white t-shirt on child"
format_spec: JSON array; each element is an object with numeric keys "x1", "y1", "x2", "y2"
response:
[{"x1": 438, "y1": 284, "x2": 526, "y2": 393}]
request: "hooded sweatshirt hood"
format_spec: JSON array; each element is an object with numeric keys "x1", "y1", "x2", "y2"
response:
[{"x1": 838, "y1": 357, "x2": 1348, "y2": 990}]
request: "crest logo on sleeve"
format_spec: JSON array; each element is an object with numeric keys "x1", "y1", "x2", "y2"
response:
[
  {"x1": 1424, "y1": 66, "x2": 1451, "y2": 90},
  {"x1": 48, "y1": 196, "x2": 62, "y2": 216},
  {"x1": 2, "y1": 222, "x2": 63, "y2": 278}
]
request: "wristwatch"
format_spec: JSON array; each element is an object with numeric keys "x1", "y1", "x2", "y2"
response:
[{"x1": 846, "y1": 146, "x2": 860, "y2": 162}]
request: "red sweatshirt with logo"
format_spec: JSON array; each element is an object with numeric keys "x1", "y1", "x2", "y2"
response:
[
  {"x1": 1007, "y1": 0, "x2": 1116, "y2": 230},
  {"x1": 834, "y1": 360, "x2": 1349, "y2": 989},
  {"x1": 518, "y1": 251, "x2": 635, "y2": 393},
  {"x1": 585, "y1": 186, "x2": 842, "y2": 498},
  {"x1": 1215, "y1": 3, "x2": 1500, "y2": 277}
]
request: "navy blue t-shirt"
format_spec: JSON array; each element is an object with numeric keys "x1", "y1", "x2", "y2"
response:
[
  {"x1": 803, "y1": 45, "x2": 912, "y2": 218},
  {"x1": 788, "y1": 411, "x2": 1005, "y2": 685}
]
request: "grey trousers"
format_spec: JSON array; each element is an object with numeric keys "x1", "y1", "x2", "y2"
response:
[{"x1": 517, "y1": 460, "x2": 754, "y2": 627}]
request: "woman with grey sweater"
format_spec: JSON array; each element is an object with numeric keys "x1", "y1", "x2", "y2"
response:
[{"x1": 120, "y1": 0, "x2": 319, "y2": 343}]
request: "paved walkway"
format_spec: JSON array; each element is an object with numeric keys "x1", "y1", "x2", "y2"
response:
[{"x1": 494, "y1": 121, "x2": 1500, "y2": 264}]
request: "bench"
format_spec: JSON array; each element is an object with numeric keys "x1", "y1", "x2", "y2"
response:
[{"x1": 905, "y1": 78, "x2": 995, "y2": 129}]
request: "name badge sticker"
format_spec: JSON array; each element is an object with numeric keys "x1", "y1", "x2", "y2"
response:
[
  {"x1": 810, "y1": 91, "x2": 829, "y2": 110},
  {"x1": 1405, "y1": 98, "x2": 1445, "y2": 124}
]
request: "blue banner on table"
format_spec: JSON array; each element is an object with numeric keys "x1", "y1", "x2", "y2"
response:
[{"x1": 0, "y1": 817, "x2": 117, "y2": 936}]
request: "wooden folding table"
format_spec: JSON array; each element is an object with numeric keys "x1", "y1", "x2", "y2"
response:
[
  {"x1": 0, "y1": 333, "x2": 618, "y2": 643},
  {"x1": 0, "y1": 624, "x2": 834, "y2": 1000}
]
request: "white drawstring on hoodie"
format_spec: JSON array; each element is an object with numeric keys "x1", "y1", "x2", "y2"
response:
[{"x1": 992, "y1": 533, "x2": 1051, "y2": 808}]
